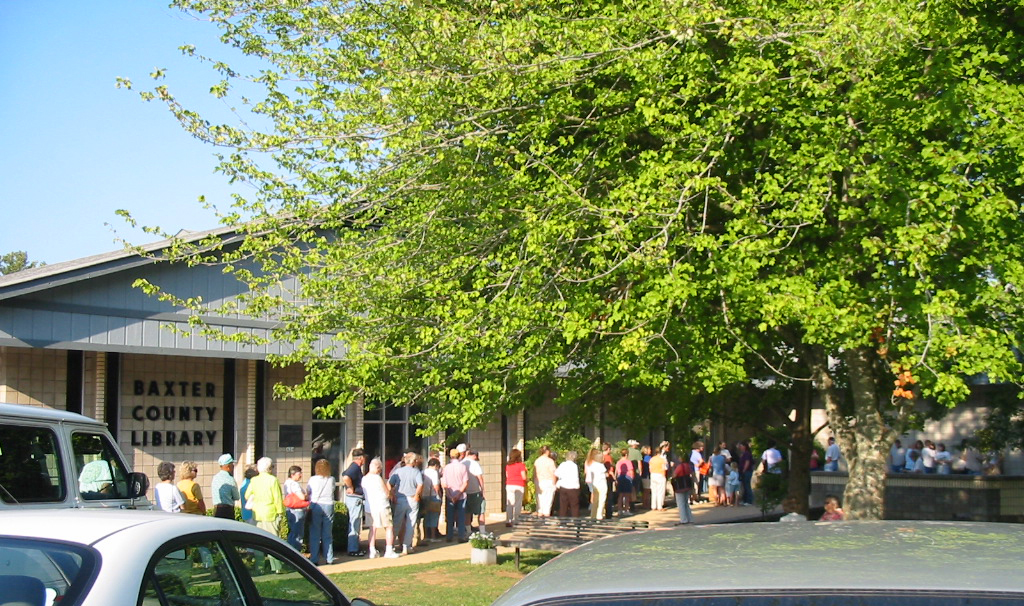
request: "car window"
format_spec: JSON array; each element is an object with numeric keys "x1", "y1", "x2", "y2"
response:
[
  {"x1": 0, "y1": 425, "x2": 65, "y2": 504},
  {"x1": 232, "y1": 543, "x2": 335, "y2": 606},
  {"x1": 141, "y1": 540, "x2": 244, "y2": 606},
  {"x1": 71, "y1": 431, "x2": 131, "y2": 500},
  {"x1": 0, "y1": 536, "x2": 95, "y2": 605}
]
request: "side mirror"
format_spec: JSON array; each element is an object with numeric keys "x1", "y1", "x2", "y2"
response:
[
  {"x1": 349, "y1": 599, "x2": 377, "y2": 606},
  {"x1": 128, "y1": 472, "x2": 149, "y2": 499}
]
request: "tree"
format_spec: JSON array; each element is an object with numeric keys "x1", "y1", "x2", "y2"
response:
[
  {"x1": 128, "y1": 0, "x2": 1024, "y2": 518},
  {"x1": 0, "y1": 251, "x2": 43, "y2": 275}
]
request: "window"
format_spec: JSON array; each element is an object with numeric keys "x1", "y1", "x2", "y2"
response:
[
  {"x1": 0, "y1": 537, "x2": 95, "y2": 604},
  {"x1": 312, "y1": 396, "x2": 347, "y2": 481},
  {"x1": 0, "y1": 425, "x2": 64, "y2": 503},
  {"x1": 142, "y1": 541, "x2": 243, "y2": 606},
  {"x1": 363, "y1": 403, "x2": 423, "y2": 476},
  {"x1": 72, "y1": 432, "x2": 131, "y2": 500},
  {"x1": 232, "y1": 542, "x2": 335, "y2": 606}
]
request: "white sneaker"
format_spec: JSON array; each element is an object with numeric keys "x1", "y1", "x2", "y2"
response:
[
  {"x1": 383, "y1": 549, "x2": 400, "y2": 559},
  {"x1": 368, "y1": 549, "x2": 378, "y2": 559}
]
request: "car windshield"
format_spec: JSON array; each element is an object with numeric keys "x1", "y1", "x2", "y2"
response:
[
  {"x1": 0, "y1": 536, "x2": 96, "y2": 605},
  {"x1": 72, "y1": 431, "x2": 132, "y2": 500}
]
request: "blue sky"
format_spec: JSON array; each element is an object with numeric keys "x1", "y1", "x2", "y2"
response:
[{"x1": 0, "y1": 2, "x2": 258, "y2": 265}]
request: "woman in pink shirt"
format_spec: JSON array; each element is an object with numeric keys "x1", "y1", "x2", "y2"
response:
[{"x1": 505, "y1": 449, "x2": 527, "y2": 526}]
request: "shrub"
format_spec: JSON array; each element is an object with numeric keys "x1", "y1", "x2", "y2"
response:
[{"x1": 468, "y1": 531, "x2": 496, "y2": 549}]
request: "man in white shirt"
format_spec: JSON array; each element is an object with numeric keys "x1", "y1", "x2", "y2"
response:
[
  {"x1": 921, "y1": 440, "x2": 937, "y2": 473},
  {"x1": 889, "y1": 440, "x2": 906, "y2": 474},
  {"x1": 761, "y1": 441, "x2": 782, "y2": 474},
  {"x1": 554, "y1": 450, "x2": 581, "y2": 517},
  {"x1": 824, "y1": 437, "x2": 841, "y2": 472}
]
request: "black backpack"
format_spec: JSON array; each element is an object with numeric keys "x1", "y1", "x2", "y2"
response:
[{"x1": 671, "y1": 466, "x2": 693, "y2": 492}]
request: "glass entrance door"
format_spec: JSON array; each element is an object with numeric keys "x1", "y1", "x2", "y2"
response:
[
  {"x1": 311, "y1": 396, "x2": 346, "y2": 479},
  {"x1": 363, "y1": 403, "x2": 423, "y2": 476}
]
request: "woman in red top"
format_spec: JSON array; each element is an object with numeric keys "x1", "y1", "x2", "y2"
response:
[{"x1": 505, "y1": 449, "x2": 527, "y2": 526}]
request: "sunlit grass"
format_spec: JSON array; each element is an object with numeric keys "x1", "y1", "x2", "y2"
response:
[{"x1": 328, "y1": 551, "x2": 558, "y2": 606}]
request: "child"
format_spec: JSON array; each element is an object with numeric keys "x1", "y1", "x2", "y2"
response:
[
  {"x1": 820, "y1": 494, "x2": 845, "y2": 521},
  {"x1": 725, "y1": 461, "x2": 741, "y2": 506}
]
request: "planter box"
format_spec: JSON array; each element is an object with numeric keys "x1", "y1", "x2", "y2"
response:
[{"x1": 470, "y1": 547, "x2": 497, "y2": 565}]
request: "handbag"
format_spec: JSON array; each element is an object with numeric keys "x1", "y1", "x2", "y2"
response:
[
  {"x1": 284, "y1": 491, "x2": 310, "y2": 509},
  {"x1": 425, "y1": 498, "x2": 442, "y2": 513}
]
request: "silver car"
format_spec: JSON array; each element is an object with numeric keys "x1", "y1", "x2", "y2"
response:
[
  {"x1": 0, "y1": 509, "x2": 375, "y2": 606},
  {"x1": 491, "y1": 520, "x2": 1024, "y2": 606}
]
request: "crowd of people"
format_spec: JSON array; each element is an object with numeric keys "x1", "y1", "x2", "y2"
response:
[
  {"x1": 887, "y1": 438, "x2": 1001, "y2": 475},
  {"x1": 810, "y1": 435, "x2": 1003, "y2": 476},
  {"x1": 509, "y1": 439, "x2": 794, "y2": 527},
  {"x1": 149, "y1": 435, "x2": 865, "y2": 566}
]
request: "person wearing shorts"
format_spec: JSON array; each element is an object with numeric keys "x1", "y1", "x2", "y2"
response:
[
  {"x1": 463, "y1": 450, "x2": 487, "y2": 533},
  {"x1": 362, "y1": 458, "x2": 399, "y2": 559}
]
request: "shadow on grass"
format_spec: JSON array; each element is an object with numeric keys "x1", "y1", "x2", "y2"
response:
[
  {"x1": 329, "y1": 550, "x2": 559, "y2": 606},
  {"x1": 498, "y1": 550, "x2": 560, "y2": 572}
]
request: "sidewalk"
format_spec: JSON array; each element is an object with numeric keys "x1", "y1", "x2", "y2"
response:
[{"x1": 318, "y1": 499, "x2": 780, "y2": 573}]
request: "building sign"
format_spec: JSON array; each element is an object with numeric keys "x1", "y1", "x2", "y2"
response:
[{"x1": 128, "y1": 379, "x2": 219, "y2": 448}]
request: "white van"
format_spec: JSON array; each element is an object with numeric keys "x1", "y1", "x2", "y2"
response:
[{"x1": 0, "y1": 403, "x2": 149, "y2": 509}]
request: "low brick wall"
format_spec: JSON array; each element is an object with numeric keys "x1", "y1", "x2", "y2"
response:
[{"x1": 809, "y1": 472, "x2": 1024, "y2": 522}]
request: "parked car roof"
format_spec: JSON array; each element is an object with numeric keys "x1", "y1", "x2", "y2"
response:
[
  {"x1": 0, "y1": 402, "x2": 105, "y2": 425},
  {"x1": 0, "y1": 508, "x2": 232, "y2": 544},
  {"x1": 0, "y1": 509, "x2": 361, "y2": 606},
  {"x1": 491, "y1": 521, "x2": 1024, "y2": 606}
]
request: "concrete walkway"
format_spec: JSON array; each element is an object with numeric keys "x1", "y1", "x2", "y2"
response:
[{"x1": 317, "y1": 500, "x2": 779, "y2": 574}]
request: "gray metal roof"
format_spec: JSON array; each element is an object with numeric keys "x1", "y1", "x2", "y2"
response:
[
  {"x1": 0, "y1": 225, "x2": 242, "y2": 300},
  {"x1": 0, "y1": 226, "x2": 341, "y2": 359}
]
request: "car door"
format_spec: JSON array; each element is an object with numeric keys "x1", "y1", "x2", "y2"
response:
[{"x1": 138, "y1": 531, "x2": 348, "y2": 606}]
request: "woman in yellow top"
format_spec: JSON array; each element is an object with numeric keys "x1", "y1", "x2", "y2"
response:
[{"x1": 177, "y1": 461, "x2": 207, "y2": 515}]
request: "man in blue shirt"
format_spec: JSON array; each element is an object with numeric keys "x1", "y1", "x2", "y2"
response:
[
  {"x1": 211, "y1": 453, "x2": 240, "y2": 519},
  {"x1": 342, "y1": 448, "x2": 367, "y2": 556},
  {"x1": 389, "y1": 451, "x2": 424, "y2": 554}
]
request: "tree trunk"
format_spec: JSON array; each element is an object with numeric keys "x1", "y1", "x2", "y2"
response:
[
  {"x1": 785, "y1": 379, "x2": 813, "y2": 516},
  {"x1": 839, "y1": 346, "x2": 893, "y2": 520}
]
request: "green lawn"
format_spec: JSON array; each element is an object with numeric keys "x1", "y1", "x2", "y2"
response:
[{"x1": 328, "y1": 551, "x2": 558, "y2": 606}]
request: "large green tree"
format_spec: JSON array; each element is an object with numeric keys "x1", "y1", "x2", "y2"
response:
[{"x1": 128, "y1": 0, "x2": 1024, "y2": 518}]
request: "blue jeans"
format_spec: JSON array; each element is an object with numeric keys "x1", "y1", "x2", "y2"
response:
[
  {"x1": 308, "y1": 502, "x2": 334, "y2": 564},
  {"x1": 824, "y1": 461, "x2": 839, "y2": 472},
  {"x1": 675, "y1": 493, "x2": 693, "y2": 523},
  {"x1": 393, "y1": 496, "x2": 420, "y2": 550},
  {"x1": 423, "y1": 497, "x2": 441, "y2": 531},
  {"x1": 446, "y1": 498, "x2": 467, "y2": 540},
  {"x1": 741, "y1": 470, "x2": 754, "y2": 504},
  {"x1": 286, "y1": 508, "x2": 305, "y2": 551},
  {"x1": 345, "y1": 495, "x2": 364, "y2": 553}
]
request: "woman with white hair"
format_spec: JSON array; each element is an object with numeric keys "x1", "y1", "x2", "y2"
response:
[
  {"x1": 246, "y1": 457, "x2": 285, "y2": 572},
  {"x1": 361, "y1": 458, "x2": 399, "y2": 558}
]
